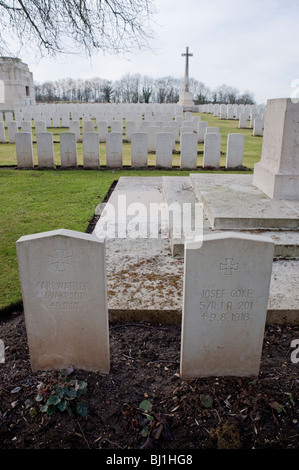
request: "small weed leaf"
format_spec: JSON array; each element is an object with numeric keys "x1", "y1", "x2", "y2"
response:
[
  {"x1": 67, "y1": 387, "x2": 77, "y2": 399},
  {"x1": 35, "y1": 372, "x2": 88, "y2": 416},
  {"x1": 270, "y1": 401, "x2": 284, "y2": 414},
  {"x1": 141, "y1": 423, "x2": 151, "y2": 437},
  {"x1": 76, "y1": 402, "x2": 88, "y2": 417},
  {"x1": 47, "y1": 395, "x2": 61, "y2": 406},
  {"x1": 200, "y1": 394, "x2": 214, "y2": 408},
  {"x1": 77, "y1": 381, "x2": 88, "y2": 393},
  {"x1": 57, "y1": 401, "x2": 67, "y2": 412},
  {"x1": 139, "y1": 400, "x2": 152, "y2": 413}
]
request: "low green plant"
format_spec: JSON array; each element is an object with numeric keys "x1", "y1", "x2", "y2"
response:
[
  {"x1": 35, "y1": 370, "x2": 88, "y2": 417},
  {"x1": 139, "y1": 399, "x2": 154, "y2": 437}
]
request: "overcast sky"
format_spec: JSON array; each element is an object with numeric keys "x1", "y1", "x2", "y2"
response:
[{"x1": 19, "y1": 0, "x2": 299, "y2": 105}]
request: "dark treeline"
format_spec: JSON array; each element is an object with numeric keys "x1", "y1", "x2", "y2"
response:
[{"x1": 35, "y1": 74, "x2": 256, "y2": 105}]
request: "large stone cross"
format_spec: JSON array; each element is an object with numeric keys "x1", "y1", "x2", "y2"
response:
[{"x1": 181, "y1": 47, "x2": 193, "y2": 92}]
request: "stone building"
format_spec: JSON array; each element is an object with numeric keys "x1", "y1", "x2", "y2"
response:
[{"x1": 0, "y1": 57, "x2": 36, "y2": 110}]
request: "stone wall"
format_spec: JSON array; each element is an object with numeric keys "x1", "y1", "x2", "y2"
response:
[{"x1": 0, "y1": 57, "x2": 36, "y2": 111}]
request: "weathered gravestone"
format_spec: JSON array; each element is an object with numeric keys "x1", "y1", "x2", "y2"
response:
[
  {"x1": 16, "y1": 229, "x2": 110, "y2": 373},
  {"x1": 0, "y1": 121, "x2": 6, "y2": 143},
  {"x1": 197, "y1": 121, "x2": 209, "y2": 143},
  {"x1": 156, "y1": 132, "x2": 173, "y2": 168},
  {"x1": 180, "y1": 233, "x2": 274, "y2": 378},
  {"x1": 83, "y1": 120, "x2": 95, "y2": 133},
  {"x1": 21, "y1": 121, "x2": 32, "y2": 134},
  {"x1": 203, "y1": 133, "x2": 221, "y2": 168},
  {"x1": 60, "y1": 132, "x2": 78, "y2": 168},
  {"x1": 226, "y1": 134, "x2": 245, "y2": 168},
  {"x1": 7, "y1": 121, "x2": 18, "y2": 143},
  {"x1": 253, "y1": 118, "x2": 263, "y2": 137},
  {"x1": 131, "y1": 132, "x2": 148, "y2": 167},
  {"x1": 180, "y1": 132, "x2": 198, "y2": 169},
  {"x1": 97, "y1": 120, "x2": 108, "y2": 142},
  {"x1": 106, "y1": 132, "x2": 123, "y2": 167},
  {"x1": 83, "y1": 132, "x2": 100, "y2": 168},
  {"x1": 36, "y1": 132, "x2": 54, "y2": 168},
  {"x1": 35, "y1": 121, "x2": 46, "y2": 134},
  {"x1": 69, "y1": 120, "x2": 81, "y2": 142},
  {"x1": 16, "y1": 132, "x2": 34, "y2": 168}
]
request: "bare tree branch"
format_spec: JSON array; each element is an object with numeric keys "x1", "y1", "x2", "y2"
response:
[{"x1": 0, "y1": 0, "x2": 157, "y2": 57}]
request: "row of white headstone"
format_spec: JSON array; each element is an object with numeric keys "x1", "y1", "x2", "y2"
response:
[
  {"x1": 14, "y1": 130, "x2": 245, "y2": 169},
  {"x1": 16, "y1": 229, "x2": 274, "y2": 378},
  {"x1": 0, "y1": 105, "x2": 185, "y2": 130},
  {"x1": 200, "y1": 103, "x2": 265, "y2": 136},
  {"x1": 199, "y1": 102, "x2": 265, "y2": 119},
  {"x1": 1, "y1": 102, "x2": 264, "y2": 135}
]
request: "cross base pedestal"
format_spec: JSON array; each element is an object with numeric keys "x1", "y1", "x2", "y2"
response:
[
  {"x1": 177, "y1": 91, "x2": 198, "y2": 112},
  {"x1": 178, "y1": 91, "x2": 194, "y2": 106}
]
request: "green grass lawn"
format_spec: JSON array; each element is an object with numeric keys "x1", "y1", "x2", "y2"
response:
[{"x1": 0, "y1": 113, "x2": 263, "y2": 311}]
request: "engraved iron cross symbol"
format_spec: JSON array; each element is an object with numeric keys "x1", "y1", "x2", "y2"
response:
[
  {"x1": 49, "y1": 249, "x2": 72, "y2": 272},
  {"x1": 220, "y1": 258, "x2": 239, "y2": 275}
]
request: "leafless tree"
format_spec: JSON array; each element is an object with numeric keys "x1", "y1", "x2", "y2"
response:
[{"x1": 0, "y1": 0, "x2": 157, "y2": 57}]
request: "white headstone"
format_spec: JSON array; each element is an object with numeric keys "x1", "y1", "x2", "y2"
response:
[
  {"x1": 0, "y1": 120, "x2": 6, "y2": 143},
  {"x1": 7, "y1": 121, "x2": 18, "y2": 143},
  {"x1": 203, "y1": 133, "x2": 221, "y2": 168},
  {"x1": 83, "y1": 120, "x2": 95, "y2": 133},
  {"x1": 131, "y1": 132, "x2": 148, "y2": 167},
  {"x1": 111, "y1": 120, "x2": 123, "y2": 134},
  {"x1": 69, "y1": 121, "x2": 81, "y2": 142},
  {"x1": 156, "y1": 133, "x2": 173, "y2": 168},
  {"x1": 227, "y1": 106, "x2": 234, "y2": 120},
  {"x1": 83, "y1": 132, "x2": 100, "y2": 169},
  {"x1": 253, "y1": 118, "x2": 263, "y2": 136},
  {"x1": 125, "y1": 121, "x2": 136, "y2": 142},
  {"x1": 226, "y1": 134, "x2": 245, "y2": 168},
  {"x1": 180, "y1": 233, "x2": 275, "y2": 378},
  {"x1": 60, "y1": 133, "x2": 78, "y2": 168},
  {"x1": 220, "y1": 104, "x2": 227, "y2": 119},
  {"x1": 238, "y1": 113, "x2": 248, "y2": 129},
  {"x1": 36, "y1": 132, "x2": 54, "y2": 168},
  {"x1": 5, "y1": 112, "x2": 13, "y2": 123},
  {"x1": 146, "y1": 126, "x2": 160, "y2": 152},
  {"x1": 61, "y1": 115, "x2": 70, "y2": 127},
  {"x1": 97, "y1": 121, "x2": 108, "y2": 142},
  {"x1": 185, "y1": 112, "x2": 193, "y2": 121},
  {"x1": 250, "y1": 113, "x2": 259, "y2": 129},
  {"x1": 106, "y1": 132, "x2": 123, "y2": 167},
  {"x1": 35, "y1": 121, "x2": 46, "y2": 134},
  {"x1": 52, "y1": 115, "x2": 61, "y2": 128},
  {"x1": 180, "y1": 132, "x2": 198, "y2": 169},
  {"x1": 21, "y1": 121, "x2": 32, "y2": 134},
  {"x1": 197, "y1": 121, "x2": 209, "y2": 142},
  {"x1": 16, "y1": 229, "x2": 110, "y2": 373},
  {"x1": 16, "y1": 132, "x2": 34, "y2": 168}
]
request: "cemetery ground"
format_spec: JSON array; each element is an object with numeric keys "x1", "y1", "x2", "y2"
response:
[
  {"x1": 0, "y1": 113, "x2": 298, "y2": 451},
  {"x1": 0, "y1": 312, "x2": 298, "y2": 450}
]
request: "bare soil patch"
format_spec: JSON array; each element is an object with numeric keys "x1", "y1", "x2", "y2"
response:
[{"x1": 0, "y1": 312, "x2": 298, "y2": 450}]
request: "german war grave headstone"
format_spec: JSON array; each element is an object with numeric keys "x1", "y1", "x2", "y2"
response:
[
  {"x1": 180, "y1": 233, "x2": 275, "y2": 379},
  {"x1": 16, "y1": 229, "x2": 110, "y2": 373}
]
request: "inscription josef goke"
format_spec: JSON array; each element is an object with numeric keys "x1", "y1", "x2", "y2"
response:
[{"x1": 199, "y1": 288, "x2": 254, "y2": 322}]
